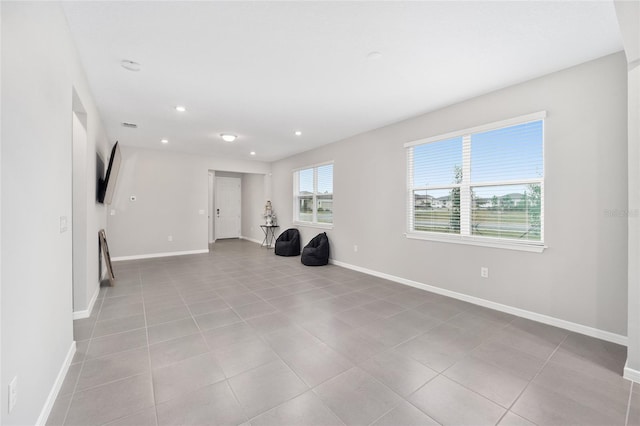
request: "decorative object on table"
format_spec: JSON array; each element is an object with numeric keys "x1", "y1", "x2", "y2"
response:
[
  {"x1": 263, "y1": 200, "x2": 277, "y2": 226},
  {"x1": 301, "y1": 232, "x2": 330, "y2": 266},
  {"x1": 259, "y1": 224, "x2": 280, "y2": 248},
  {"x1": 274, "y1": 228, "x2": 301, "y2": 257}
]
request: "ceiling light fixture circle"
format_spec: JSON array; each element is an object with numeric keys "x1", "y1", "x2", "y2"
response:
[
  {"x1": 220, "y1": 133, "x2": 237, "y2": 142},
  {"x1": 175, "y1": 105, "x2": 187, "y2": 112}
]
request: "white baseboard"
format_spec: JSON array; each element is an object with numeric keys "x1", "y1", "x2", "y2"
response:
[
  {"x1": 240, "y1": 236, "x2": 263, "y2": 245},
  {"x1": 72, "y1": 283, "x2": 100, "y2": 320},
  {"x1": 112, "y1": 249, "x2": 209, "y2": 262},
  {"x1": 330, "y1": 259, "x2": 628, "y2": 346},
  {"x1": 624, "y1": 361, "x2": 640, "y2": 383},
  {"x1": 37, "y1": 341, "x2": 76, "y2": 426}
]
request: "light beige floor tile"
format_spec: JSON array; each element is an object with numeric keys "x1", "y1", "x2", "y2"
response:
[
  {"x1": 409, "y1": 375, "x2": 505, "y2": 426},
  {"x1": 149, "y1": 333, "x2": 209, "y2": 369},
  {"x1": 156, "y1": 381, "x2": 246, "y2": 426},
  {"x1": 371, "y1": 401, "x2": 439, "y2": 426},
  {"x1": 250, "y1": 391, "x2": 344, "y2": 426},
  {"x1": 152, "y1": 352, "x2": 225, "y2": 403},
  {"x1": 360, "y1": 349, "x2": 437, "y2": 397},
  {"x1": 314, "y1": 367, "x2": 402, "y2": 426},
  {"x1": 228, "y1": 360, "x2": 309, "y2": 419},
  {"x1": 65, "y1": 374, "x2": 154, "y2": 426},
  {"x1": 77, "y1": 347, "x2": 150, "y2": 391}
]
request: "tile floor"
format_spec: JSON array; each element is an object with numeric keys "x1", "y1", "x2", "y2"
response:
[{"x1": 47, "y1": 239, "x2": 639, "y2": 426}]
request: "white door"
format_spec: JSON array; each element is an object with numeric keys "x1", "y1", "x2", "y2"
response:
[{"x1": 215, "y1": 177, "x2": 241, "y2": 239}]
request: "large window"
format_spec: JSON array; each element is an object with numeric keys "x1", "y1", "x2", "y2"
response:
[
  {"x1": 294, "y1": 163, "x2": 333, "y2": 226},
  {"x1": 406, "y1": 112, "x2": 544, "y2": 250}
]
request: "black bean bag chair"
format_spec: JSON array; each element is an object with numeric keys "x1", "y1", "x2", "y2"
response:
[
  {"x1": 301, "y1": 232, "x2": 330, "y2": 266},
  {"x1": 275, "y1": 228, "x2": 301, "y2": 257}
]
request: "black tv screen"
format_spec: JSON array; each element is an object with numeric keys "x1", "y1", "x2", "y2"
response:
[{"x1": 98, "y1": 142, "x2": 121, "y2": 205}]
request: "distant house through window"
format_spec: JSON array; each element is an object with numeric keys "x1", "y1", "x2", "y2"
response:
[
  {"x1": 406, "y1": 112, "x2": 545, "y2": 250},
  {"x1": 294, "y1": 162, "x2": 333, "y2": 226}
]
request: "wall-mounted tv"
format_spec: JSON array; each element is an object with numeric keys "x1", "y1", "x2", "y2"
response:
[{"x1": 97, "y1": 141, "x2": 122, "y2": 205}]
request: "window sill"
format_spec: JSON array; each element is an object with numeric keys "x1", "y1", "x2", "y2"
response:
[
  {"x1": 405, "y1": 232, "x2": 546, "y2": 253},
  {"x1": 293, "y1": 221, "x2": 334, "y2": 230}
]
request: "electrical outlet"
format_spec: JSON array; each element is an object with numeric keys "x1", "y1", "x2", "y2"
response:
[
  {"x1": 8, "y1": 376, "x2": 17, "y2": 413},
  {"x1": 480, "y1": 267, "x2": 489, "y2": 278},
  {"x1": 168, "y1": 235, "x2": 173, "y2": 242},
  {"x1": 353, "y1": 245, "x2": 358, "y2": 252}
]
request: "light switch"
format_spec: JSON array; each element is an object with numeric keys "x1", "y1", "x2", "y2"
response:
[
  {"x1": 198, "y1": 209, "x2": 205, "y2": 215},
  {"x1": 110, "y1": 210, "x2": 116, "y2": 216}
]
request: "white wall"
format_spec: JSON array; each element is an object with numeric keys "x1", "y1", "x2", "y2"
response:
[
  {"x1": 108, "y1": 147, "x2": 209, "y2": 258},
  {"x1": 241, "y1": 173, "x2": 269, "y2": 243},
  {"x1": 108, "y1": 147, "x2": 270, "y2": 258},
  {"x1": 272, "y1": 52, "x2": 629, "y2": 338},
  {"x1": 1, "y1": 2, "x2": 109, "y2": 424},
  {"x1": 626, "y1": 61, "x2": 640, "y2": 377},
  {"x1": 71, "y1": 102, "x2": 105, "y2": 318},
  {"x1": 615, "y1": 0, "x2": 640, "y2": 379},
  {"x1": 72, "y1": 111, "x2": 88, "y2": 313}
]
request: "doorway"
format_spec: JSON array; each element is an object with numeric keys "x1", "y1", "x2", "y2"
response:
[{"x1": 215, "y1": 176, "x2": 241, "y2": 239}]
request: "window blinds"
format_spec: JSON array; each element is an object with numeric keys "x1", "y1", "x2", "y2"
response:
[{"x1": 407, "y1": 113, "x2": 544, "y2": 244}]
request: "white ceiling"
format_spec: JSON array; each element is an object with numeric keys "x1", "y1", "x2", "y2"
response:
[{"x1": 62, "y1": 1, "x2": 623, "y2": 162}]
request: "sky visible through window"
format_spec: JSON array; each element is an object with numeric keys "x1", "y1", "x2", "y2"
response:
[
  {"x1": 299, "y1": 164, "x2": 333, "y2": 194},
  {"x1": 412, "y1": 121, "x2": 543, "y2": 187},
  {"x1": 298, "y1": 168, "x2": 313, "y2": 194}
]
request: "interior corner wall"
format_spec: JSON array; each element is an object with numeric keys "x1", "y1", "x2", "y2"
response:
[
  {"x1": 626, "y1": 61, "x2": 640, "y2": 375},
  {"x1": 1, "y1": 2, "x2": 109, "y2": 425},
  {"x1": 79, "y1": 109, "x2": 109, "y2": 317},
  {"x1": 271, "y1": 52, "x2": 629, "y2": 338},
  {"x1": 108, "y1": 147, "x2": 210, "y2": 258},
  {"x1": 614, "y1": 0, "x2": 640, "y2": 377},
  {"x1": 72, "y1": 110, "x2": 88, "y2": 313},
  {"x1": 108, "y1": 147, "x2": 270, "y2": 258},
  {"x1": 241, "y1": 173, "x2": 268, "y2": 243}
]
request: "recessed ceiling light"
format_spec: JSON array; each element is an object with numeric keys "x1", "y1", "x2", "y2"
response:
[
  {"x1": 161, "y1": 139, "x2": 169, "y2": 144},
  {"x1": 366, "y1": 51, "x2": 383, "y2": 60},
  {"x1": 121, "y1": 60, "x2": 141, "y2": 71},
  {"x1": 250, "y1": 151, "x2": 256, "y2": 156},
  {"x1": 175, "y1": 105, "x2": 186, "y2": 112},
  {"x1": 220, "y1": 133, "x2": 237, "y2": 142},
  {"x1": 295, "y1": 131, "x2": 302, "y2": 136}
]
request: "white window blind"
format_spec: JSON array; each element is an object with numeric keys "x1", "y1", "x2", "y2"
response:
[
  {"x1": 406, "y1": 112, "x2": 545, "y2": 247},
  {"x1": 294, "y1": 163, "x2": 333, "y2": 225}
]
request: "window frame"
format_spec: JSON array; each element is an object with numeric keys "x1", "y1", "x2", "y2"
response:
[
  {"x1": 293, "y1": 161, "x2": 334, "y2": 229},
  {"x1": 405, "y1": 111, "x2": 546, "y2": 253}
]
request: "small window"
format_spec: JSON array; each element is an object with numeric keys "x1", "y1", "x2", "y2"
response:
[
  {"x1": 294, "y1": 163, "x2": 333, "y2": 226},
  {"x1": 406, "y1": 112, "x2": 544, "y2": 250}
]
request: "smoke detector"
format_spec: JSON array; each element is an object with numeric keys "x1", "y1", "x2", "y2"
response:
[{"x1": 121, "y1": 60, "x2": 141, "y2": 72}]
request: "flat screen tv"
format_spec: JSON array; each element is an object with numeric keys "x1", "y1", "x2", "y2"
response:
[{"x1": 97, "y1": 142, "x2": 122, "y2": 205}]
